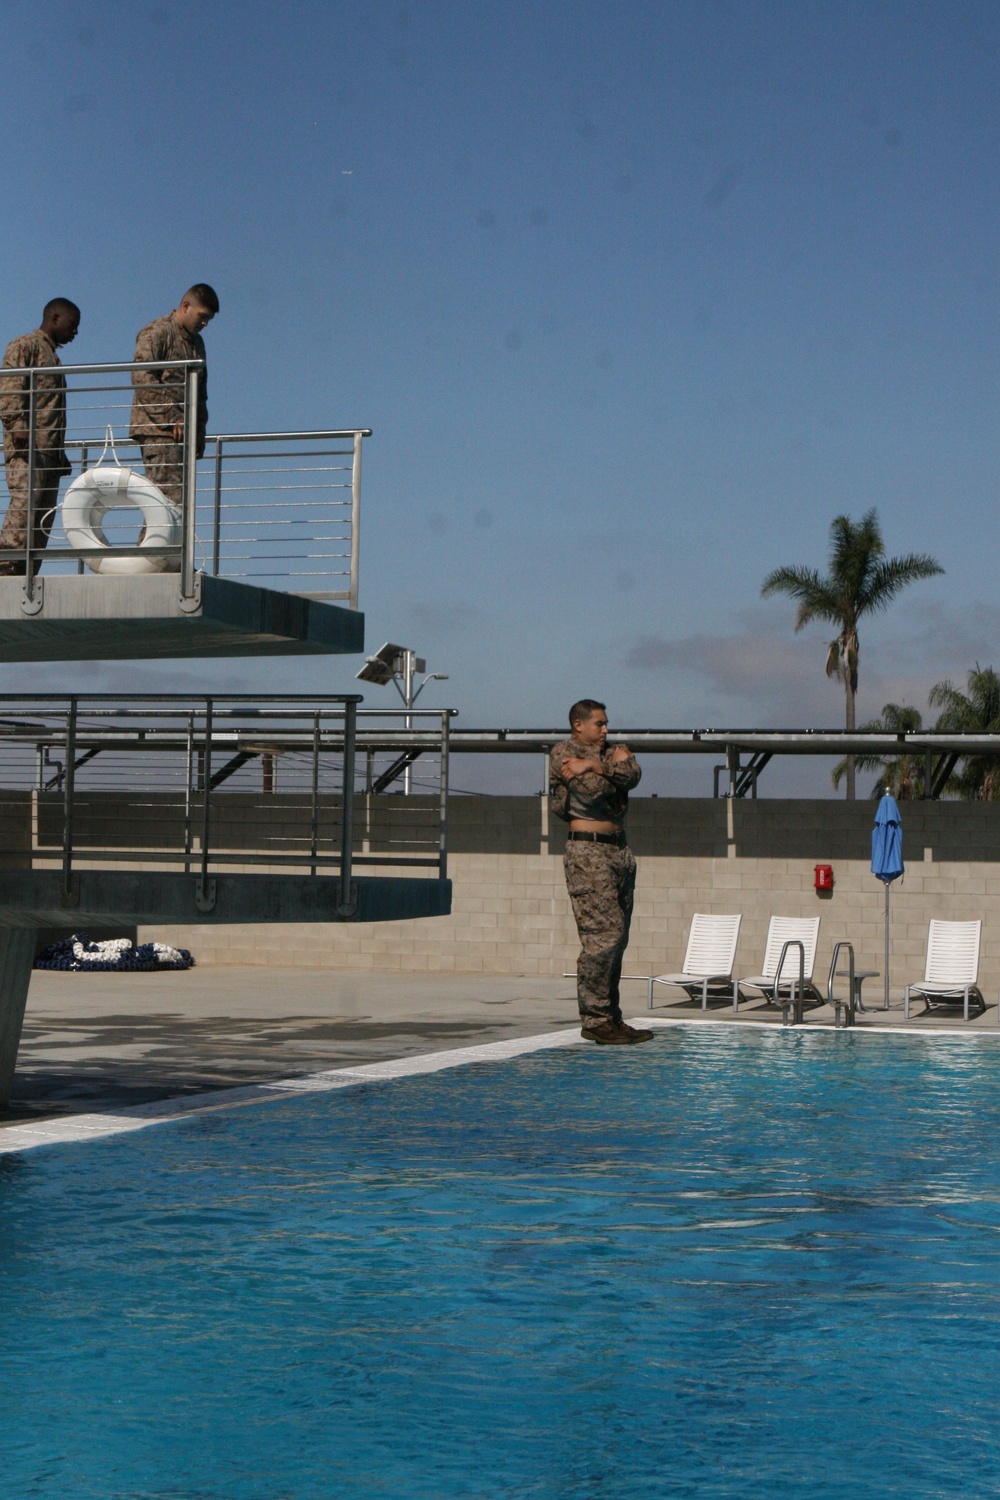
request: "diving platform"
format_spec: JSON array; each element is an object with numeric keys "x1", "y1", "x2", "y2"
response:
[
  {"x1": 0, "y1": 694, "x2": 453, "y2": 1108},
  {"x1": 0, "y1": 574, "x2": 364, "y2": 661},
  {"x1": 0, "y1": 869, "x2": 451, "y2": 929},
  {"x1": 0, "y1": 359, "x2": 369, "y2": 661},
  {"x1": 0, "y1": 359, "x2": 450, "y2": 1109}
]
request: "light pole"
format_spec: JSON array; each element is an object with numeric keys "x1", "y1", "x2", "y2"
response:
[{"x1": 356, "y1": 641, "x2": 448, "y2": 793}]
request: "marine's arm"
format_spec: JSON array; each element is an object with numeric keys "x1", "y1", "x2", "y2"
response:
[
  {"x1": 604, "y1": 746, "x2": 641, "y2": 789},
  {"x1": 551, "y1": 742, "x2": 604, "y2": 783},
  {"x1": 550, "y1": 742, "x2": 610, "y2": 823},
  {"x1": 131, "y1": 325, "x2": 183, "y2": 432},
  {"x1": 548, "y1": 744, "x2": 571, "y2": 822},
  {"x1": 0, "y1": 337, "x2": 31, "y2": 447}
]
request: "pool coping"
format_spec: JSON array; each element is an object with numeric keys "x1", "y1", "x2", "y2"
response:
[{"x1": 2, "y1": 1014, "x2": 998, "y2": 1155}]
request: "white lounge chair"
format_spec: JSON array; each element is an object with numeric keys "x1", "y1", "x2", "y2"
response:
[
  {"x1": 904, "y1": 919, "x2": 985, "y2": 1021},
  {"x1": 639, "y1": 913, "x2": 742, "y2": 1010},
  {"x1": 733, "y1": 916, "x2": 822, "y2": 1015}
]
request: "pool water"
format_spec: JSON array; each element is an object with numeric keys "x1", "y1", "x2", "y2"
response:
[{"x1": 3, "y1": 1027, "x2": 1000, "y2": 1499}]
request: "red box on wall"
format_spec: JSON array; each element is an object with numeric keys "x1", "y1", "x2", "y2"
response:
[{"x1": 814, "y1": 863, "x2": 834, "y2": 892}]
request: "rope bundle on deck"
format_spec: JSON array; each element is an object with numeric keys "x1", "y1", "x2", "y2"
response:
[{"x1": 36, "y1": 935, "x2": 195, "y2": 972}]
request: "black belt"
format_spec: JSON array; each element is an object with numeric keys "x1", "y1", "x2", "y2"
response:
[{"x1": 567, "y1": 830, "x2": 626, "y2": 846}]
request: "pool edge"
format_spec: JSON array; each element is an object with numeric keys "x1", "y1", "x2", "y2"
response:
[{"x1": 3, "y1": 1014, "x2": 998, "y2": 1156}]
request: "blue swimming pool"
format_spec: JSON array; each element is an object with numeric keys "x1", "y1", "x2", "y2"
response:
[{"x1": 3, "y1": 1027, "x2": 1000, "y2": 1498}]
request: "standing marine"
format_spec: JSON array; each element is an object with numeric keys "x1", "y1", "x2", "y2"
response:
[
  {"x1": 550, "y1": 699, "x2": 653, "y2": 1044},
  {"x1": 0, "y1": 298, "x2": 80, "y2": 575},
  {"x1": 129, "y1": 284, "x2": 219, "y2": 505}
]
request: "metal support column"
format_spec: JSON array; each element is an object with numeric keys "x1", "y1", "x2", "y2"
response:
[{"x1": 0, "y1": 929, "x2": 40, "y2": 1111}]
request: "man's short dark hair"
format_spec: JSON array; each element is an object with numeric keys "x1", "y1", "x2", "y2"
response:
[
  {"x1": 184, "y1": 283, "x2": 220, "y2": 314},
  {"x1": 42, "y1": 297, "x2": 80, "y2": 320},
  {"x1": 569, "y1": 698, "x2": 606, "y2": 728}
]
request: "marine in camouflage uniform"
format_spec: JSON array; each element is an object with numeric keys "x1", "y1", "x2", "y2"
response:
[
  {"x1": 550, "y1": 706, "x2": 651, "y2": 1043},
  {"x1": 129, "y1": 288, "x2": 216, "y2": 506},
  {"x1": 0, "y1": 315, "x2": 76, "y2": 576}
]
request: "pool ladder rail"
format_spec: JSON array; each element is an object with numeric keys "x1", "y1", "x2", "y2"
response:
[
  {"x1": 824, "y1": 941, "x2": 882, "y2": 1028},
  {"x1": 778, "y1": 940, "x2": 882, "y2": 1027}
]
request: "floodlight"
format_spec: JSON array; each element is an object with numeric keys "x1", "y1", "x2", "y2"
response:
[{"x1": 356, "y1": 641, "x2": 406, "y2": 686}]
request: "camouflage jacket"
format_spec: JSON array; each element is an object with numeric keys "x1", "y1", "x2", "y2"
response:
[
  {"x1": 549, "y1": 737, "x2": 641, "y2": 826},
  {"x1": 129, "y1": 314, "x2": 208, "y2": 441},
  {"x1": 0, "y1": 329, "x2": 71, "y2": 470}
]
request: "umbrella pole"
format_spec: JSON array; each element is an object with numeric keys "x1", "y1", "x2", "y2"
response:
[{"x1": 884, "y1": 880, "x2": 890, "y2": 1010}]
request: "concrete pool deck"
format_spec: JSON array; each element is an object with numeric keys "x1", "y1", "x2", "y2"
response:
[{"x1": 3, "y1": 966, "x2": 999, "y2": 1129}]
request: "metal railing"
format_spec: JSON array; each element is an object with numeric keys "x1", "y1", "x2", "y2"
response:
[
  {"x1": 0, "y1": 697, "x2": 449, "y2": 907},
  {"x1": 198, "y1": 430, "x2": 366, "y2": 606},
  {"x1": 0, "y1": 360, "x2": 368, "y2": 607}
]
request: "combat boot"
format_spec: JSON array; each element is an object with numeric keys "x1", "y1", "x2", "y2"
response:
[
  {"x1": 582, "y1": 1020, "x2": 654, "y2": 1045},
  {"x1": 616, "y1": 1021, "x2": 654, "y2": 1043}
]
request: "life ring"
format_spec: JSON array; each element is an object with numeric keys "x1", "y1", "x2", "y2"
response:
[{"x1": 62, "y1": 465, "x2": 182, "y2": 575}]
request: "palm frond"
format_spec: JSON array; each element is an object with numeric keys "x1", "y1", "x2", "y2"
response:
[
  {"x1": 859, "y1": 554, "x2": 945, "y2": 615},
  {"x1": 830, "y1": 702, "x2": 925, "y2": 793},
  {"x1": 761, "y1": 567, "x2": 841, "y2": 631}
]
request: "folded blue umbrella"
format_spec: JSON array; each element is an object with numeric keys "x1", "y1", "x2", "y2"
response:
[{"x1": 872, "y1": 792, "x2": 904, "y2": 884}]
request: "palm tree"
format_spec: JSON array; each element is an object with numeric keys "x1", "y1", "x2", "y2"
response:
[
  {"x1": 831, "y1": 702, "x2": 925, "y2": 798},
  {"x1": 762, "y1": 510, "x2": 943, "y2": 799},
  {"x1": 929, "y1": 665, "x2": 1000, "y2": 800}
]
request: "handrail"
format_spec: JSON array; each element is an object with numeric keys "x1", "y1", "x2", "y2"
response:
[
  {"x1": 197, "y1": 429, "x2": 372, "y2": 443},
  {"x1": 777, "y1": 939, "x2": 806, "y2": 1026},
  {"x1": 0, "y1": 359, "x2": 202, "y2": 378},
  {"x1": 0, "y1": 368, "x2": 368, "y2": 603},
  {"x1": 61, "y1": 427, "x2": 371, "y2": 453},
  {"x1": 12, "y1": 698, "x2": 450, "y2": 893},
  {"x1": 827, "y1": 941, "x2": 857, "y2": 1029}
]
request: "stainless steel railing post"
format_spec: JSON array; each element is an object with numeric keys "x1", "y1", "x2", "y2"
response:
[
  {"x1": 62, "y1": 697, "x2": 77, "y2": 901},
  {"x1": 197, "y1": 697, "x2": 215, "y2": 910},
  {"x1": 77, "y1": 445, "x2": 88, "y2": 573},
  {"x1": 349, "y1": 432, "x2": 363, "y2": 610},
  {"x1": 337, "y1": 700, "x2": 357, "y2": 915},
  {"x1": 438, "y1": 708, "x2": 449, "y2": 880},
  {"x1": 183, "y1": 710, "x2": 195, "y2": 874},
  {"x1": 211, "y1": 436, "x2": 223, "y2": 575},
  {"x1": 23, "y1": 372, "x2": 37, "y2": 598},
  {"x1": 180, "y1": 365, "x2": 201, "y2": 604},
  {"x1": 310, "y1": 710, "x2": 320, "y2": 876}
]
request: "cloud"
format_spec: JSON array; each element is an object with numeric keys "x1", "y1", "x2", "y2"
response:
[
  {"x1": 626, "y1": 615, "x2": 834, "y2": 723},
  {"x1": 877, "y1": 600, "x2": 1000, "y2": 678},
  {"x1": 623, "y1": 599, "x2": 1000, "y2": 728},
  {"x1": 407, "y1": 600, "x2": 480, "y2": 636}
]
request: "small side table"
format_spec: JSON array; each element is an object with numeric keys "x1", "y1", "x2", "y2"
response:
[{"x1": 842, "y1": 969, "x2": 880, "y2": 1013}]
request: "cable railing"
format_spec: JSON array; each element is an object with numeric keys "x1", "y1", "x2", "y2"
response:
[
  {"x1": 0, "y1": 360, "x2": 368, "y2": 607},
  {"x1": 0, "y1": 697, "x2": 449, "y2": 912}
]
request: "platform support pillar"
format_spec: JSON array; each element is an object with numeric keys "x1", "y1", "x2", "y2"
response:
[{"x1": 0, "y1": 929, "x2": 38, "y2": 1111}]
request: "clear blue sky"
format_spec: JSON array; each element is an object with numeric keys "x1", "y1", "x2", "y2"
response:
[{"x1": 2, "y1": 0, "x2": 997, "y2": 792}]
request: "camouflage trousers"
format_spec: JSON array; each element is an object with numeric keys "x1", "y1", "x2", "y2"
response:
[
  {"x1": 563, "y1": 840, "x2": 636, "y2": 1029},
  {"x1": 0, "y1": 453, "x2": 63, "y2": 575},
  {"x1": 140, "y1": 440, "x2": 184, "y2": 506}
]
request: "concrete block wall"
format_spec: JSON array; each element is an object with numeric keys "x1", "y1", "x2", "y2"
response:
[{"x1": 140, "y1": 796, "x2": 1000, "y2": 1004}]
